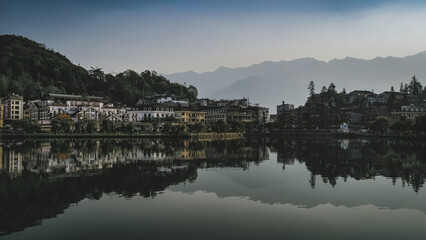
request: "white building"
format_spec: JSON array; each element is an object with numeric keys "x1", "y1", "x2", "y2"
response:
[
  {"x1": 125, "y1": 105, "x2": 175, "y2": 122},
  {"x1": 4, "y1": 94, "x2": 24, "y2": 120},
  {"x1": 392, "y1": 104, "x2": 426, "y2": 119}
]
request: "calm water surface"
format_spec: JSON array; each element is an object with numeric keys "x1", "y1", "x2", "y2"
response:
[{"x1": 0, "y1": 138, "x2": 425, "y2": 239}]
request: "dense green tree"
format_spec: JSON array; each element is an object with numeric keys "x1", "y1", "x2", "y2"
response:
[
  {"x1": 101, "y1": 119, "x2": 115, "y2": 133},
  {"x1": 328, "y1": 83, "x2": 337, "y2": 94},
  {"x1": 408, "y1": 76, "x2": 423, "y2": 96},
  {"x1": 162, "y1": 122, "x2": 172, "y2": 133},
  {"x1": 414, "y1": 116, "x2": 426, "y2": 133},
  {"x1": 188, "y1": 122, "x2": 208, "y2": 133},
  {"x1": 369, "y1": 116, "x2": 390, "y2": 133},
  {"x1": 0, "y1": 35, "x2": 198, "y2": 105},
  {"x1": 75, "y1": 119, "x2": 97, "y2": 133},
  {"x1": 229, "y1": 120, "x2": 245, "y2": 132},
  {"x1": 212, "y1": 120, "x2": 229, "y2": 133},
  {"x1": 171, "y1": 124, "x2": 186, "y2": 135},
  {"x1": 51, "y1": 118, "x2": 72, "y2": 133},
  {"x1": 390, "y1": 117, "x2": 413, "y2": 132}
]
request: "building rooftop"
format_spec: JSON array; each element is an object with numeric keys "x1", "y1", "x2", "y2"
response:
[{"x1": 49, "y1": 93, "x2": 104, "y2": 100}]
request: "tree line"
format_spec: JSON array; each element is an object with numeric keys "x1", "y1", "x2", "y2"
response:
[{"x1": 0, "y1": 35, "x2": 197, "y2": 106}]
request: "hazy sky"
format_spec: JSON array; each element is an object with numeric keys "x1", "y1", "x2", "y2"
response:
[{"x1": 2, "y1": 0, "x2": 426, "y2": 74}]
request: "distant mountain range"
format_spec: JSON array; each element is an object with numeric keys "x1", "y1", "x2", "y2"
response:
[{"x1": 165, "y1": 52, "x2": 426, "y2": 112}]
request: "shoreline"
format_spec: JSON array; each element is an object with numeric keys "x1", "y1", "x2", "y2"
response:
[
  {"x1": 249, "y1": 131, "x2": 426, "y2": 140},
  {"x1": 1, "y1": 131, "x2": 426, "y2": 140},
  {"x1": 0, "y1": 132, "x2": 244, "y2": 141}
]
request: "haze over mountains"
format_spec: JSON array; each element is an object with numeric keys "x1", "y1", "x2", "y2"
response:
[{"x1": 165, "y1": 52, "x2": 426, "y2": 113}]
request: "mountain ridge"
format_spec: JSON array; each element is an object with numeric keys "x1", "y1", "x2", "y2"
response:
[{"x1": 165, "y1": 51, "x2": 426, "y2": 112}]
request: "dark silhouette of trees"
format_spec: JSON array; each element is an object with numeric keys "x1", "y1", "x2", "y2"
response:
[{"x1": 308, "y1": 81, "x2": 315, "y2": 96}]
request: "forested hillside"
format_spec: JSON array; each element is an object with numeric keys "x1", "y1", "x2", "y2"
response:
[{"x1": 0, "y1": 35, "x2": 197, "y2": 105}]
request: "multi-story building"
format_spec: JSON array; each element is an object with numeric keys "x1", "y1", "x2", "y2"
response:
[
  {"x1": 226, "y1": 106, "x2": 257, "y2": 123},
  {"x1": 29, "y1": 94, "x2": 109, "y2": 124},
  {"x1": 4, "y1": 94, "x2": 24, "y2": 120},
  {"x1": 125, "y1": 105, "x2": 175, "y2": 122},
  {"x1": 216, "y1": 98, "x2": 249, "y2": 107},
  {"x1": 205, "y1": 107, "x2": 228, "y2": 123},
  {"x1": 102, "y1": 103, "x2": 126, "y2": 118},
  {"x1": 392, "y1": 104, "x2": 426, "y2": 120},
  {"x1": 72, "y1": 106, "x2": 102, "y2": 123},
  {"x1": 175, "y1": 109, "x2": 205, "y2": 124},
  {"x1": 137, "y1": 93, "x2": 188, "y2": 107},
  {"x1": 276, "y1": 101, "x2": 294, "y2": 115},
  {"x1": 205, "y1": 106, "x2": 265, "y2": 125},
  {"x1": 254, "y1": 106, "x2": 270, "y2": 125}
]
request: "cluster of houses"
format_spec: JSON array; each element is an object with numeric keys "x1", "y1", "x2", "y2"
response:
[
  {"x1": 273, "y1": 90, "x2": 426, "y2": 128},
  {"x1": 0, "y1": 93, "x2": 270, "y2": 132}
]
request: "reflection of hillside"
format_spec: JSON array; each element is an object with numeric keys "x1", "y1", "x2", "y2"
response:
[
  {"x1": 0, "y1": 139, "x2": 270, "y2": 236},
  {"x1": 0, "y1": 162, "x2": 197, "y2": 236},
  {"x1": 273, "y1": 139, "x2": 426, "y2": 192}
]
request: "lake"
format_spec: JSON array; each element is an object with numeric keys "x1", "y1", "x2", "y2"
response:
[{"x1": 0, "y1": 138, "x2": 425, "y2": 240}]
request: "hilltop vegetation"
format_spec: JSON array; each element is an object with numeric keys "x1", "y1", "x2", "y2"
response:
[{"x1": 0, "y1": 35, "x2": 197, "y2": 105}]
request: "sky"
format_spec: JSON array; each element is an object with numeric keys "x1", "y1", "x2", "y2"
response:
[{"x1": 2, "y1": 0, "x2": 426, "y2": 74}]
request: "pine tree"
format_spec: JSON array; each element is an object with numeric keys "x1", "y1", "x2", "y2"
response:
[
  {"x1": 408, "y1": 75, "x2": 423, "y2": 96},
  {"x1": 308, "y1": 81, "x2": 315, "y2": 96}
]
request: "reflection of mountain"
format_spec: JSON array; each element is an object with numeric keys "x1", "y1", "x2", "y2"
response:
[
  {"x1": 1, "y1": 138, "x2": 426, "y2": 236},
  {"x1": 172, "y1": 138, "x2": 426, "y2": 215}
]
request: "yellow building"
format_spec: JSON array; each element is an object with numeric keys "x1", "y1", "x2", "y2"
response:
[
  {"x1": 23, "y1": 107, "x2": 30, "y2": 119},
  {"x1": 175, "y1": 110, "x2": 205, "y2": 124}
]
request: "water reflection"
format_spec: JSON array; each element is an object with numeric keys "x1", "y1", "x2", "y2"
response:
[
  {"x1": 273, "y1": 138, "x2": 426, "y2": 192},
  {"x1": 0, "y1": 139, "x2": 269, "y2": 236},
  {"x1": 0, "y1": 138, "x2": 425, "y2": 238}
]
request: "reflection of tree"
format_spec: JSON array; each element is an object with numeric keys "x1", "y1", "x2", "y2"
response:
[
  {"x1": 0, "y1": 138, "x2": 270, "y2": 236},
  {"x1": 0, "y1": 163, "x2": 198, "y2": 236},
  {"x1": 272, "y1": 138, "x2": 426, "y2": 191}
]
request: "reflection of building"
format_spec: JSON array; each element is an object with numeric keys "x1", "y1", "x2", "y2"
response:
[
  {"x1": 0, "y1": 99, "x2": 4, "y2": 128},
  {"x1": 125, "y1": 149, "x2": 174, "y2": 163},
  {"x1": 1, "y1": 140, "x2": 271, "y2": 178},
  {"x1": 2, "y1": 149, "x2": 24, "y2": 176},
  {"x1": 0, "y1": 145, "x2": 3, "y2": 171},
  {"x1": 205, "y1": 144, "x2": 270, "y2": 163},
  {"x1": 174, "y1": 149, "x2": 206, "y2": 161}
]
